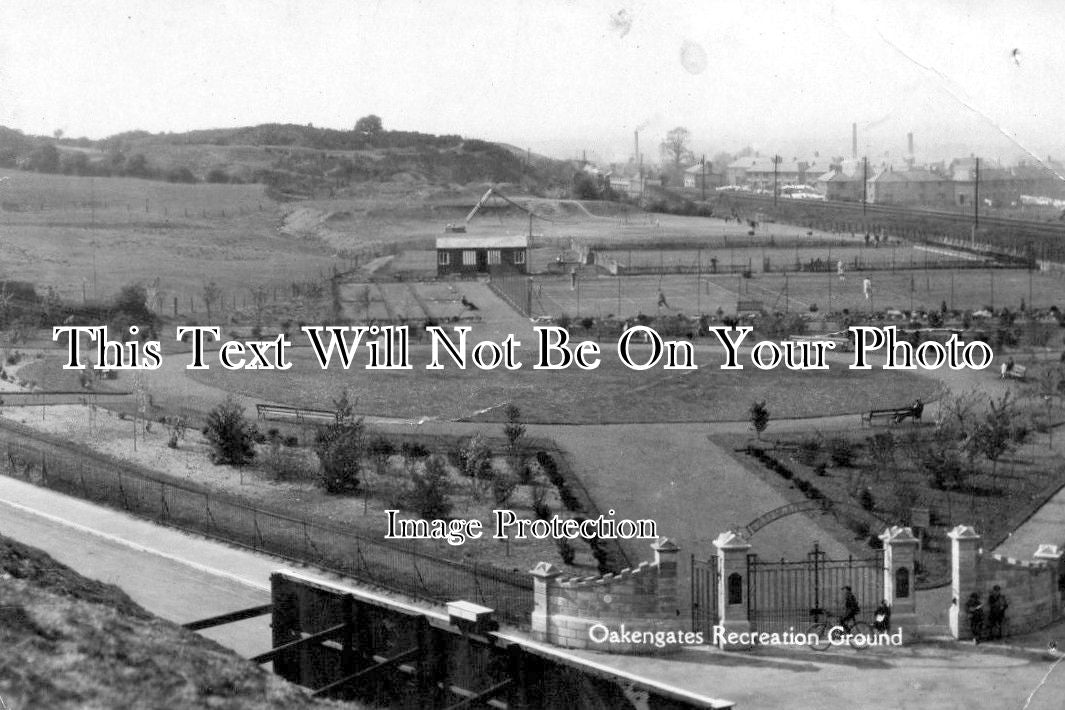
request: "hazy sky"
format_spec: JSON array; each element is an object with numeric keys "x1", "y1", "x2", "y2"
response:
[{"x1": 1, "y1": 0, "x2": 1062, "y2": 164}]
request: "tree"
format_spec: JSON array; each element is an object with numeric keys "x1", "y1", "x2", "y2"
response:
[
  {"x1": 749, "y1": 401, "x2": 769, "y2": 440},
  {"x1": 354, "y1": 114, "x2": 383, "y2": 135},
  {"x1": 406, "y1": 455, "x2": 451, "y2": 518},
  {"x1": 123, "y1": 153, "x2": 151, "y2": 178},
  {"x1": 114, "y1": 282, "x2": 152, "y2": 322},
  {"x1": 966, "y1": 393, "x2": 1023, "y2": 492},
  {"x1": 315, "y1": 416, "x2": 366, "y2": 494},
  {"x1": 28, "y1": 144, "x2": 60, "y2": 173},
  {"x1": 660, "y1": 127, "x2": 692, "y2": 169},
  {"x1": 459, "y1": 433, "x2": 493, "y2": 503},
  {"x1": 203, "y1": 396, "x2": 256, "y2": 466},
  {"x1": 202, "y1": 281, "x2": 222, "y2": 322}
]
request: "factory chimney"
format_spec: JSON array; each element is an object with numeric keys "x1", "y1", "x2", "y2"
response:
[
  {"x1": 907, "y1": 132, "x2": 914, "y2": 156},
  {"x1": 852, "y1": 123, "x2": 858, "y2": 160}
]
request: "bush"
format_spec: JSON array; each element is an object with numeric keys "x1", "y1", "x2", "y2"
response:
[
  {"x1": 491, "y1": 469, "x2": 518, "y2": 506},
  {"x1": 557, "y1": 538, "x2": 576, "y2": 565},
  {"x1": 406, "y1": 455, "x2": 451, "y2": 518},
  {"x1": 203, "y1": 396, "x2": 256, "y2": 466},
  {"x1": 262, "y1": 440, "x2": 316, "y2": 482},
  {"x1": 827, "y1": 436, "x2": 854, "y2": 467},
  {"x1": 859, "y1": 488, "x2": 875, "y2": 511},
  {"x1": 315, "y1": 418, "x2": 366, "y2": 494},
  {"x1": 533, "y1": 499, "x2": 552, "y2": 521},
  {"x1": 796, "y1": 437, "x2": 821, "y2": 466}
]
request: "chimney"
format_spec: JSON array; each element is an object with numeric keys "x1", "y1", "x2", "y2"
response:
[
  {"x1": 634, "y1": 130, "x2": 639, "y2": 167},
  {"x1": 852, "y1": 123, "x2": 858, "y2": 159},
  {"x1": 907, "y1": 132, "x2": 914, "y2": 156}
]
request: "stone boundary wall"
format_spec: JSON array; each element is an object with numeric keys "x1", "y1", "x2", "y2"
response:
[
  {"x1": 531, "y1": 539, "x2": 682, "y2": 654},
  {"x1": 949, "y1": 526, "x2": 1064, "y2": 639},
  {"x1": 973, "y1": 552, "x2": 1062, "y2": 636}
]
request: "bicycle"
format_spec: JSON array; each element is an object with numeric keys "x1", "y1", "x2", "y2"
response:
[{"x1": 805, "y1": 608, "x2": 875, "y2": 650}]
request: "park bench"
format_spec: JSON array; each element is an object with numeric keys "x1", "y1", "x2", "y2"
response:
[
  {"x1": 1004, "y1": 364, "x2": 1027, "y2": 381},
  {"x1": 256, "y1": 403, "x2": 341, "y2": 424},
  {"x1": 861, "y1": 400, "x2": 924, "y2": 427},
  {"x1": 736, "y1": 299, "x2": 764, "y2": 316}
]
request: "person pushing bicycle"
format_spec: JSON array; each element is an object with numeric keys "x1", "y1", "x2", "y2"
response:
[{"x1": 840, "y1": 586, "x2": 860, "y2": 631}]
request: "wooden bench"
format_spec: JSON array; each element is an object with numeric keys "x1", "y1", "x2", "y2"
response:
[
  {"x1": 256, "y1": 404, "x2": 340, "y2": 424},
  {"x1": 1004, "y1": 364, "x2": 1027, "y2": 381},
  {"x1": 861, "y1": 402, "x2": 924, "y2": 426}
]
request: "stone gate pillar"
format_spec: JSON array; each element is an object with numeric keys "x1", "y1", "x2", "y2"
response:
[
  {"x1": 947, "y1": 525, "x2": 981, "y2": 639},
  {"x1": 713, "y1": 530, "x2": 752, "y2": 650},
  {"x1": 530, "y1": 562, "x2": 561, "y2": 642},
  {"x1": 1034, "y1": 544, "x2": 1064, "y2": 619},
  {"x1": 880, "y1": 526, "x2": 919, "y2": 640}
]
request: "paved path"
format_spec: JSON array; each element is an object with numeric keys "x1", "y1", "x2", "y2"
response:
[{"x1": 6, "y1": 472, "x2": 1065, "y2": 710}]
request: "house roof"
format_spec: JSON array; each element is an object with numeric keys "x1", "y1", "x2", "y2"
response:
[
  {"x1": 817, "y1": 169, "x2": 862, "y2": 183},
  {"x1": 436, "y1": 235, "x2": 530, "y2": 249},
  {"x1": 728, "y1": 156, "x2": 828, "y2": 174}
]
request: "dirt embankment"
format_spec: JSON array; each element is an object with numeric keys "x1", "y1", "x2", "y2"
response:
[{"x1": 0, "y1": 535, "x2": 356, "y2": 710}]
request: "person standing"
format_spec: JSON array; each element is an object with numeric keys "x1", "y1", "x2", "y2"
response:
[
  {"x1": 966, "y1": 592, "x2": 984, "y2": 643},
  {"x1": 987, "y1": 586, "x2": 1008, "y2": 640}
]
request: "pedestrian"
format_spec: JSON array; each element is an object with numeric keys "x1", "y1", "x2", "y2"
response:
[
  {"x1": 987, "y1": 586, "x2": 1008, "y2": 640},
  {"x1": 966, "y1": 592, "x2": 984, "y2": 643},
  {"x1": 1006, "y1": 357, "x2": 1015, "y2": 375},
  {"x1": 874, "y1": 599, "x2": 892, "y2": 633}
]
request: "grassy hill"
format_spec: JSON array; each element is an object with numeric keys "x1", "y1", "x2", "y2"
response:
[
  {"x1": 0, "y1": 534, "x2": 354, "y2": 709},
  {"x1": 0, "y1": 123, "x2": 577, "y2": 199}
]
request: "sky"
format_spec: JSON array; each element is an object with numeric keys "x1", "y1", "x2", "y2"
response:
[{"x1": 1, "y1": 0, "x2": 1063, "y2": 166}]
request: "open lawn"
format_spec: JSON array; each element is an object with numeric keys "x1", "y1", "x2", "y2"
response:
[
  {"x1": 0, "y1": 169, "x2": 342, "y2": 308},
  {"x1": 185, "y1": 346, "x2": 937, "y2": 424}
]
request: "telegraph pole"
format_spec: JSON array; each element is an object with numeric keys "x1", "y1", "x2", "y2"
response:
[
  {"x1": 773, "y1": 155, "x2": 781, "y2": 206},
  {"x1": 862, "y1": 157, "x2": 868, "y2": 216},
  {"x1": 701, "y1": 155, "x2": 707, "y2": 202}
]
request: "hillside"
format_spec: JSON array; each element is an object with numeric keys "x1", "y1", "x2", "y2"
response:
[
  {"x1": 0, "y1": 122, "x2": 577, "y2": 199},
  {"x1": 0, "y1": 534, "x2": 355, "y2": 709}
]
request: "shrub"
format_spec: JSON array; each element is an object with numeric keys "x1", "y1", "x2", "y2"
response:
[
  {"x1": 315, "y1": 418, "x2": 366, "y2": 494},
  {"x1": 533, "y1": 499, "x2": 552, "y2": 521},
  {"x1": 796, "y1": 437, "x2": 821, "y2": 466},
  {"x1": 283, "y1": 435, "x2": 299, "y2": 447},
  {"x1": 827, "y1": 436, "x2": 854, "y2": 467},
  {"x1": 859, "y1": 488, "x2": 875, "y2": 511},
  {"x1": 203, "y1": 396, "x2": 256, "y2": 466},
  {"x1": 557, "y1": 538, "x2": 576, "y2": 565},
  {"x1": 491, "y1": 469, "x2": 518, "y2": 506},
  {"x1": 405, "y1": 455, "x2": 451, "y2": 518}
]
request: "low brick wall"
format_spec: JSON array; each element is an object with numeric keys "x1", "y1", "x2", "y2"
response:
[{"x1": 531, "y1": 539, "x2": 685, "y2": 654}]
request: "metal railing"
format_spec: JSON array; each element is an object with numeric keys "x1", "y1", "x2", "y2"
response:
[{"x1": 0, "y1": 420, "x2": 533, "y2": 626}]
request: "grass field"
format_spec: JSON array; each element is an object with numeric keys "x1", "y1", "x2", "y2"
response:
[
  {"x1": 0, "y1": 169, "x2": 340, "y2": 308},
  {"x1": 186, "y1": 346, "x2": 937, "y2": 424}
]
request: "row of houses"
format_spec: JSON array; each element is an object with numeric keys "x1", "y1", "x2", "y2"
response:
[
  {"x1": 723, "y1": 154, "x2": 1065, "y2": 207},
  {"x1": 817, "y1": 159, "x2": 1065, "y2": 207}
]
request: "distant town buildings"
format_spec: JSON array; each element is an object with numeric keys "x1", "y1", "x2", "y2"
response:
[{"x1": 576, "y1": 149, "x2": 1065, "y2": 209}]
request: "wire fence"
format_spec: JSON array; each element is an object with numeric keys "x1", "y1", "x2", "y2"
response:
[{"x1": 0, "y1": 420, "x2": 533, "y2": 626}]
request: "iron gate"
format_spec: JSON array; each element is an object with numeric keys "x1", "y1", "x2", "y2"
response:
[
  {"x1": 747, "y1": 543, "x2": 883, "y2": 635},
  {"x1": 690, "y1": 554, "x2": 719, "y2": 637}
]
